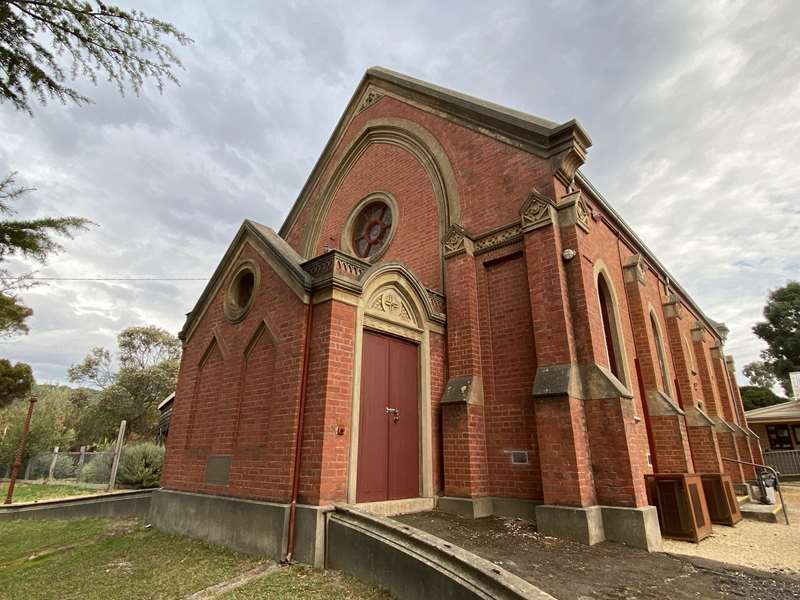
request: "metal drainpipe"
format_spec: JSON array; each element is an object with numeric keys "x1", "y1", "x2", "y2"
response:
[{"x1": 285, "y1": 300, "x2": 314, "y2": 563}]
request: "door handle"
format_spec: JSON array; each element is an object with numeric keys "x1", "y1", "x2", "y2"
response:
[{"x1": 385, "y1": 407, "x2": 400, "y2": 423}]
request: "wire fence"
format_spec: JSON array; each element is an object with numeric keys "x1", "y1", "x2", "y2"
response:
[{"x1": 23, "y1": 449, "x2": 117, "y2": 485}]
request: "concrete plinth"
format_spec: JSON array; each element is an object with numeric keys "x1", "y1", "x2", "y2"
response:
[
  {"x1": 148, "y1": 489, "x2": 289, "y2": 558},
  {"x1": 438, "y1": 496, "x2": 493, "y2": 518},
  {"x1": 600, "y1": 506, "x2": 662, "y2": 552},
  {"x1": 535, "y1": 505, "x2": 604, "y2": 545}
]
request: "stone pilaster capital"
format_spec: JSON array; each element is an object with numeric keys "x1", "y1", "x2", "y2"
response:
[
  {"x1": 690, "y1": 321, "x2": 706, "y2": 343},
  {"x1": 519, "y1": 189, "x2": 556, "y2": 233},
  {"x1": 442, "y1": 224, "x2": 474, "y2": 258},
  {"x1": 555, "y1": 190, "x2": 590, "y2": 232},
  {"x1": 662, "y1": 293, "x2": 683, "y2": 319},
  {"x1": 622, "y1": 254, "x2": 647, "y2": 284},
  {"x1": 710, "y1": 345, "x2": 724, "y2": 360}
]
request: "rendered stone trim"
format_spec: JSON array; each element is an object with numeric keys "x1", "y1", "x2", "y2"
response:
[
  {"x1": 662, "y1": 294, "x2": 683, "y2": 319},
  {"x1": 622, "y1": 254, "x2": 647, "y2": 284},
  {"x1": 712, "y1": 416, "x2": 736, "y2": 434},
  {"x1": 684, "y1": 405, "x2": 716, "y2": 427},
  {"x1": 442, "y1": 223, "x2": 474, "y2": 258},
  {"x1": 600, "y1": 506, "x2": 662, "y2": 552},
  {"x1": 438, "y1": 496, "x2": 539, "y2": 521},
  {"x1": 520, "y1": 189, "x2": 556, "y2": 233},
  {"x1": 646, "y1": 389, "x2": 685, "y2": 417},
  {"x1": 729, "y1": 421, "x2": 751, "y2": 437},
  {"x1": 690, "y1": 322, "x2": 707, "y2": 343},
  {"x1": 472, "y1": 222, "x2": 524, "y2": 255},
  {"x1": 299, "y1": 116, "x2": 461, "y2": 261},
  {"x1": 180, "y1": 220, "x2": 313, "y2": 342},
  {"x1": 438, "y1": 496, "x2": 493, "y2": 519},
  {"x1": 535, "y1": 505, "x2": 605, "y2": 545},
  {"x1": 532, "y1": 363, "x2": 633, "y2": 400},
  {"x1": 441, "y1": 375, "x2": 484, "y2": 405},
  {"x1": 556, "y1": 190, "x2": 590, "y2": 232}
]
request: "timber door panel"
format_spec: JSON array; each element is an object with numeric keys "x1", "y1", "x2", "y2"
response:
[{"x1": 357, "y1": 331, "x2": 420, "y2": 503}]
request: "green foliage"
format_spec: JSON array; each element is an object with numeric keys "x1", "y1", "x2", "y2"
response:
[
  {"x1": 0, "y1": 0, "x2": 192, "y2": 115},
  {"x1": 0, "y1": 172, "x2": 92, "y2": 337},
  {"x1": 117, "y1": 442, "x2": 164, "y2": 488},
  {"x1": 0, "y1": 384, "x2": 76, "y2": 470},
  {"x1": 752, "y1": 281, "x2": 800, "y2": 396},
  {"x1": 742, "y1": 360, "x2": 777, "y2": 390},
  {"x1": 78, "y1": 452, "x2": 112, "y2": 483},
  {"x1": 740, "y1": 385, "x2": 788, "y2": 412},
  {"x1": 0, "y1": 358, "x2": 33, "y2": 407},
  {"x1": 69, "y1": 325, "x2": 180, "y2": 441},
  {"x1": 0, "y1": 291, "x2": 32, "y2": 336}
]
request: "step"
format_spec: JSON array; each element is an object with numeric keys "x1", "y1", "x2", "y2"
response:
[
  {"x1": 327, "y1": 505, "x2": 554, "y2": 600},
  {"x1": 739, "y1": 502, "x2": 785, "y2": 524}
]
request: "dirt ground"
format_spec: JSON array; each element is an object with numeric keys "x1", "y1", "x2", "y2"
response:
[
  {"x1": 396, "y1": 506, "x2": 800, "y2": 600},
  {"x1": 664, "y1": 482, "x2": 800, "y2": 577}
]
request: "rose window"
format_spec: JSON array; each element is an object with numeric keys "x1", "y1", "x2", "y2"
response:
[{"x1": 352, "y1": 201, "x2": 393, "y2": 259}]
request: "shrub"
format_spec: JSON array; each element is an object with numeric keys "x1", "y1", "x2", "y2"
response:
[
  {"x1": 117, "y1": 443, "x2": 164, "y2": 488},
  {"x1": 79, "y1": 453, "x2": 113, "y2": 484},
  {"x1": 51, "y1": 454, "x2": 76, "y2": 479}
]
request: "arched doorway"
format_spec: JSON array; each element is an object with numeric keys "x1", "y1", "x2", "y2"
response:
[{"x1": 346, "y1": 266, "x2": 439, "y2": 504}]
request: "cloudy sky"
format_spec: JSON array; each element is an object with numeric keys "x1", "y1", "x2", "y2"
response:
[{"x1": 1, "y1": 0, "x2": 798, "y2": 385}]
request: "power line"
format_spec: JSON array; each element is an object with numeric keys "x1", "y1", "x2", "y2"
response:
[{"x1": 24, "y1": 277, "x2": 209, "y2": 281}]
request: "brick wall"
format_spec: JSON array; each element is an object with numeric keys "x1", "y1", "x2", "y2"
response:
[
  {"x1": 478, "y1": 247, "x2": 542, "y2": 500},
  {"x1": 162, "y1": 242, "x2": 307, "y2": 502}
]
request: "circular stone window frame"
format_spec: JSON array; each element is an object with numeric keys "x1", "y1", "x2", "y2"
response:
[
  {"x1": 341, "y1": 191, "x2": 399, "y2": 263},
  {"x1": 224, "y1": 261, "x2": 260, "y2": 323}
]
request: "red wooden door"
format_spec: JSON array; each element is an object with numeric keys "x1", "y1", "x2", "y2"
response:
[{"x1": 356, "y1": 331, "x2": 419, "y2": 503}]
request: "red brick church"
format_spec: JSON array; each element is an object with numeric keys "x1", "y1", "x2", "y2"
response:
[{"x1": 153, "y1": 68, "x2": 762, "y2": 561}]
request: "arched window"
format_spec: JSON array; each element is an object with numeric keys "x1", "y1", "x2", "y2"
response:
[
  {"x1": 650, "y1": 312, "x2": 672, "y2": 397},
  {"x1": 597, "y1": 274, "x2": 624, "y2": 383}
]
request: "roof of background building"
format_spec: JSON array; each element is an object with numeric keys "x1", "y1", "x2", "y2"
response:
[{"x1": 745, "y1": 399, "x2": 800, "y2": 422}]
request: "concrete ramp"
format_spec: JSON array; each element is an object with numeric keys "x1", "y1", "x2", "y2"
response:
[{"x1": 327, "y1": 506, "x2": 553, "y2": 600}]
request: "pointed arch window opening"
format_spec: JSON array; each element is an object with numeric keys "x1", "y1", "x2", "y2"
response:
[
  {"x1": 597, "y1": 274, "x2": 624, "y2": 384},
  {"x1": 650, "y1": 312, "x2": 673, "y2": 398}
]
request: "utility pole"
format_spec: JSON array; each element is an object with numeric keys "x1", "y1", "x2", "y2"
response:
[{"x1": 4, "y1": 397, "x2": 37, "y2": 505}]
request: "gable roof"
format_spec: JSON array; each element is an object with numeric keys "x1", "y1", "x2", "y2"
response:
[
  {"x1": 745, "y1": 399, "x2": 800, "y2": 422},
  {"x1": 179, "y1": 219, "x2": 311, "y2": 342},
  {"x1": 278, "y1": 66, "x2": 591, "y2": 240}
]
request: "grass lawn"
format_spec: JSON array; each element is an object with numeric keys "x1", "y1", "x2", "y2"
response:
[
  {"x1": 0, "y1": 517, "x2": 391, "y2": 600},
  {"x1": 0, "y1": 481, "x2": 99, "y2": 504}
]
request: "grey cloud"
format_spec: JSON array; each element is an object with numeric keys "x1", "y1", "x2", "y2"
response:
[{"x1": 1, "y1": 0, "x2": 798, "y2": 385}]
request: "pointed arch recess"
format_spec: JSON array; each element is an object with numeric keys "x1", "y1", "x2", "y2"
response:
[
  {"x1": 300, "y1": 117, "x2": 461, "y2": 259},
  {"x1": 593, "y1": 261, "x2": 630, "y2": 387}
]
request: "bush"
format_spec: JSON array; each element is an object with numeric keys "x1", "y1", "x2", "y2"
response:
[
  {"x1": 51, "y1": 454, "x2": 76, "y2": 479},
  {"x1": 78, "y1": 453, "x2": 113, "y2": 484},
  {"x1": 117, "y1": 443, "x2": 164, "y2": 488}
]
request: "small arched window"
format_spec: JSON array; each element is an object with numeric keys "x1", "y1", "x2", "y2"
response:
[
  {"x1": 597, "y1": 274, "x2": 624, "y2": 383},
  {"x1": 650, "y1": 312, "x2": 672, "y2": 397}
]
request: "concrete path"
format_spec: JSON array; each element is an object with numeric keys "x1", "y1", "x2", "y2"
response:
[{"x1": 183, "y1": 562, "x2": 279, "y2": 599}]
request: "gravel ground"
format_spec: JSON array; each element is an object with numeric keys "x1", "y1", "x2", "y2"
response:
[
  {"x1": 396, "y1": 496, "x2": 800, "y2": 600},
  {"x1": 664, "y1": 482, "x2": 800, "y2": 577}
]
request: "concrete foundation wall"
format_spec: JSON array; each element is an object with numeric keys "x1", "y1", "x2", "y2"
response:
[
  {"x1": 148, "y1": 489, "x2": 289, "y2": 559},
  {"x1": 0, "y1": 490, "x2": 152, "y2": 522}
]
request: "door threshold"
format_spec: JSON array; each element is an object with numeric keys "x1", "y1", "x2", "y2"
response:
[{"x1": 353, "y1": 497, "x2": 435, "y2": 517}]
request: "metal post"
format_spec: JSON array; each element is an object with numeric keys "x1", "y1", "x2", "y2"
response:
[
  {"x1": 47, "y1": 446, "x2": 60, "y2": 482},
  {"x1": 4, "y1": 397, "x2": 37, "y2": 505},
  {"x1": 108, "y1": 420, "x2": 127, "y2": 491},
  {"x1": 76, "y1": 446, "x2": 86, "y2": 480}
]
